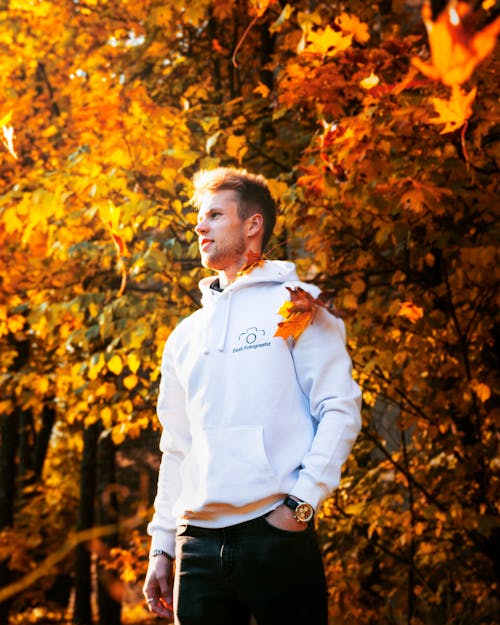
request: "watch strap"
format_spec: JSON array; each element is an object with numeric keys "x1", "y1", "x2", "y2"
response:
[
  {"x1": 283, "y1": 496, "x2": 314, "y2": 522},
  {"x1": 284, "y1": 496, "x2": 301, "y2": 512}
]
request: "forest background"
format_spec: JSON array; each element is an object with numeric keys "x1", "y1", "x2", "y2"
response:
[{"x1": 0, "y1": 0, "x2": 498, "y2": 624}]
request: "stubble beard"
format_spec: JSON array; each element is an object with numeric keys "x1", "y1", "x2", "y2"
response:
[{"x1": 201, "y1": 234, "x2": 247, "y2": 271}]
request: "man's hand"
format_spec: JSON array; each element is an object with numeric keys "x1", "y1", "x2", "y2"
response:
[
  {"x1": 143, "y1": 554, "x2": 174, "y2": 620},
  {"x1": 265, "y1": 504, "x2": 308, "y2": 532}
]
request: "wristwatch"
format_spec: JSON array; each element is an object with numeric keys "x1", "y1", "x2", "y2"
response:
[{"x1": 283, "y1": 496, "x2": 314, "y2": 523}]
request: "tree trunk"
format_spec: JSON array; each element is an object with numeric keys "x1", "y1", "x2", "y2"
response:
[
  {"x1": 0, "y1": 410, "x2": 18, "y2": 622},
  {"x1": 73, "y1": 422, "x2": 100, "y2": 625},
  {"x1": 33, "y1": 403, "x2": 56, "y2": 479},
  {"x1": 96, "y1": 430, "x2": 121, "y2": 625}
]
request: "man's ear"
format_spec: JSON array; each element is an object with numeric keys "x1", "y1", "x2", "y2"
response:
[{"x1": 246, "y1": 213, "x2": 264, "y2": 238}]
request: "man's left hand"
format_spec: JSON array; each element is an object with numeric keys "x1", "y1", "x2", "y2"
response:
[{"x1": 265, "y1": 504, "x2": 308, "y2": 532}]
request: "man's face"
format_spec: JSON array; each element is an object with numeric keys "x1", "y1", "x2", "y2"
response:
[{"x1": 195, "y1": 190, "x2": 247, "y2": 273}]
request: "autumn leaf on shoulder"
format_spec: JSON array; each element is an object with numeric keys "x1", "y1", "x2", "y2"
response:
[
  {"x1": 411, "y1": 0, "x2": 500, "y2": 86},
  {"x1": 234, "y1": 250, "x2": 265, "y2": 281},
  {"x1": 274, "y1": 286, "x2": 328, "y2": 344}
]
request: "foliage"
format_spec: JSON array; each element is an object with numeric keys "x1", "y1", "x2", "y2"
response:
[{"x1": 0, "y1": 0, "x2": 498, "y2": 623}]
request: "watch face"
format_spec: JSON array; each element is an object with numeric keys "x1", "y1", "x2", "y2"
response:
[{"x1": 295, "y1": 502, "x2": 314, "y2": 522}]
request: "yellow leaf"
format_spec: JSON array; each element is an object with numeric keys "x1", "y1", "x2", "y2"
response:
[
  {"x1": 0, "y1": 111, "x2": 12, "y2": 126},
  {"x1": 428, "y1": 85, "x2": 477, "y2": 134},
  {"x1": 277, "y1": 300, "x2": 294, "y2": 318},
  {"x1": 88, "y1": 354, "x2": 105, "y2": 380},
  {"x1": 360, "y1": 71, "x2": 380, "y2": 90},
  {"x1": 266, "y1": 178, "x2": 288, "y2": 201},
  {"x1": 34, "y1": 376, "x2": 49, "y2": 395},
  {"x1": 127, "y1": 352, "x2": 141, "y2": 374},
  {"x1": 253, "y1": 82, "x2": 270, "y2": 98},
  {"x1": 111, "y1": 425, "x2": 126, "y2": 445},
  {"x1": 306, "y1": 25, "x2": 352, "y2": 57},
  {"x1": 7, "y1": 314, "x2": 25, "y2": 333},
  {"x1": 101, "y1": 406, "x2": 113, "y2": 428},
  {"x1": 335, "y1": 12, "x2": 370, "y2": 44},
  {"x1": 123, "y1": 374, "x2": 138, "y2": 390},
  {"x1": 107, "y1": 354, "x2": 123, "y2": 375}
]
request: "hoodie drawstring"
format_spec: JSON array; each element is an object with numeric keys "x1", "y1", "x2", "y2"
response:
[
  {"x1": 216, "y1": 291, "x2": 232, "y2": 352},
  {"x1": 202, "y1": 291, "x2": 233, "y2": 354}
]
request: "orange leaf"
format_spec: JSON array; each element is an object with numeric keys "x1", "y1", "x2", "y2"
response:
[
  {"x1": 234, "y1": 250, "x2": 265, "y2": 281},
  {"x1": 428, "y1": 85, "x2": 477, "y2": 134},
  {"x1": 335, "y1": 12, "x2": 370, "y2": 44},
  {"x1": 249, "y1": 0, "x2": 277, "y2": 18},
  {"x1": 211, "y1": 38, "x2": 226, "y2": 54},
  {"x1": 412, "y1": 0, "x2": 500, "y2": 86},
  {"x1": 110, "y1": 226, "x2": 128, "y2": 257},
  {"x1": 286, "y1": 286, "x2": 319, "y2": 314},
  {"x1": 397, "y1": 301, "x2": 424, "y2": 323},
  {"x1": 470, "y1": 380, "x2": 491, "y2": 402},
  {"x1": 275, "y1": 312, "x2": 314, "y2": 343},
  {"x1": 274, "y1": 287, "x2": 326, "y2": 343}
]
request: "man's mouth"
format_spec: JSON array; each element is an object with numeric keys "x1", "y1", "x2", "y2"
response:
[{"x1": 199, "y1": 238, "x2": 213, "y2": 250}]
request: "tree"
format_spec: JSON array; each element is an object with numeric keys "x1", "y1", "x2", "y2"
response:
[{"x1": 0, "y1": 1, "x2": 498, "y2": 623}]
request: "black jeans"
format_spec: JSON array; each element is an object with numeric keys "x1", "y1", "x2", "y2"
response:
[{"x1": 174, "y1": 514, "x2": 328, "y2": 625}]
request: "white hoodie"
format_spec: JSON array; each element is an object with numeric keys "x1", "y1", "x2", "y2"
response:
[{"x1": 148, "y1": 260, "x2": 362, "y2": 556}]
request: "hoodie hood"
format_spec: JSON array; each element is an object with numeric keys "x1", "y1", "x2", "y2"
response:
[
  {"x1": 198, "y1": 260, "x2": 299, "y2": 354},
  {"x1": 199, "y1": 260, "x2": 299, "y2": 303}
]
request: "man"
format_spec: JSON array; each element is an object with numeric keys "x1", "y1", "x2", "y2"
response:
[{"x1": 143, "y1": 167, "x2": 362, "y2": 624}]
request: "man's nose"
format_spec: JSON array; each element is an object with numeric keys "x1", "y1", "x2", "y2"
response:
[{"x1": 195, "y1": 219, "x2": 207, "y2": 235}]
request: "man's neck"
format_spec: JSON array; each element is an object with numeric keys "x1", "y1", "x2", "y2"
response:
[
  {"x1": 216, "y1": 270, "x2": 232, "y2": 289},
  {"x1": 215, "y1": 245, "x2": 263, "y2": 288}
]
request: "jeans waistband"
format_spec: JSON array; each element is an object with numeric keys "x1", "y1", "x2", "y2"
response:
[
  {"x1": 177, "y1": 513, "x2": 315, "y2": 539},
  {"x1": 177, "y1": 514, "x2": 269, "y2": 538}
]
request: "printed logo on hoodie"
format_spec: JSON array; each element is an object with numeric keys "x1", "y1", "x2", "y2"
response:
[{"x1": 233, "y1": 326, "x2": 271, "y2": 353}]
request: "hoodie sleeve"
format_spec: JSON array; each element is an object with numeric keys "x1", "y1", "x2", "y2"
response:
[
  {"x1": 288, "y1": 305, "x2": 362, "y2": 510},
  {"x1": 146, "y1": 336, "x2": 191, "y2": 557}
]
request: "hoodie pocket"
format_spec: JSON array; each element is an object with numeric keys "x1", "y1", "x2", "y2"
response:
[{"x1": 192, "y1": 426, "x2": 278, "y2": 507}]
